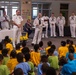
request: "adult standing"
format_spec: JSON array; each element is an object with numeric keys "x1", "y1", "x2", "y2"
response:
[
  {"x1": 12, "y1": 10, "x2": 23, "y2": 47},
  {"x1": 32, "y1": 13, "x2": 44, "y2": 45},
  {"x1": 57, "y1": 13, "x2": 65, "y2": 37},
  {"x1": 69, "y1": 12, "x2": 76, "y2": 38},
  {"x1": 42, "y1": 14, "x2": 49, "y2": 38},
  {"x1": 1, "y1": 11, "x2": 10, "y2": 29},
  {"x1": 49, "y1": 13, "x2": 56, "y2": 37}
]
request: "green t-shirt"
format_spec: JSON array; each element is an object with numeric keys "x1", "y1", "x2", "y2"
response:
[
  {"x1": 28, "y1": 61, "x2": 35, "y2": 75},
  {"x1": 2, "y1": 57, "x2": 10, "y2": 65},
  {"x1": 0, "y1": 65, "x2": 10, "y2": 75},
  {"x1": 28, "y1": 61, "x2": 34, "y2": 71},
  {"x1": 48, "y1": 56, "x2": 59, "y2": 69}
]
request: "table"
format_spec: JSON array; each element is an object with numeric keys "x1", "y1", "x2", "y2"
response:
[{"x1": 0, "y1": 29, "x2": 14, "y2": 42}]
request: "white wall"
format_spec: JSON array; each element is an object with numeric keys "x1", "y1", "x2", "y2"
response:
[
  {"x1": 69, "y1": 2, "x2": 76, "y2": 17},
  {"x1": 51, "y1": 1, "x2": 60, "y2": 17}
]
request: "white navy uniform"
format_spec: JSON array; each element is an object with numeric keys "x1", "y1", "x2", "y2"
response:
[
  {"x1": 69, "y1": 15, "x2": 76, "y2": 38},
  {"x1": 12, "y1": 15, "x2": 23, "y2": 47},
  {"x1": 1, "y1": 15, "x2": 10, "y2": 29},
  {"x1": 42, "y1": 16, "x2": 49, "y2": 38},
  {"x1": 32, "y1": 17, "x2": 44, "y2": 44},
  {"x1": 49, "y1": 16, "x2": 56, "y2": 37},
  {"x1": 57, "y1": 16, "x2": 65, "y2": 37}
]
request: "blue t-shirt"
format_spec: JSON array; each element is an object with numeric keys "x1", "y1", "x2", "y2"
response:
[
  {"x1": 38, "y1": 62, "x2": 50, "y2": 75},
  {"x1": 61, "y1": 60, "x2": 76, "y2": 75},
  {"x1": 15, "y1": 62, "x2": 31, "y2": 75},
  {"x1": 66, "y1": 52, "x2": 76, "y2": 62}
]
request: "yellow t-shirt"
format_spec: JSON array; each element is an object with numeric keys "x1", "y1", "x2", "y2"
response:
[
  {"x1": 16, "y1": 50, "x2": 21, "y2": 54},
  {"x1": 58, "y1": 46, "x2": 68, "y2": 58},
  {"x1": 30, "y1": 51, "x2": 41, "y2": 66},
  {"x1": 0, "y1": 50, "x2": 2, "y2": 54},
  {"x1": 75, "y1": 47, "x2": 76, "y2": 53},
  {"x1": 45, "y1": 46, "x2": 51, "y2": 55},
  {"x1": 7, "y1": 58, "x2": 18, "y2": 73},
  {"x1": 6, "y1": 43, "x2": 13, "y2": 55},
  {"x1": 66, "y1": 44, "x2": 69, "y2": 47},
  {"x1": 20, "y1": 47, "x2": 23, "y2": 51},
  {"x1": 72, "y1": 45, "x2": 75, "y2": 49}
]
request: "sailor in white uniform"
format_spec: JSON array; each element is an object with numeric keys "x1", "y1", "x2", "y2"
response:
[
  {"x1": 32, "y1": 13, "x2": 44, "y2": 45},
  {"x1": 1, "y1": 11, "x2": 10, "y2": 29},
  {"x1": 42, "y1": 14, "x2": 49, "y2": 38},
  {"x1": 69, "y1": 12, "x2": 76, "y2": 38},
  {"x1": 12, "y1": 10, "x2": 23, "y2": 47},
  {"x1": 57, "y1": 13, "x2": 65, "y2": 37},
  {"x1": 49, "y1": 13, "x2": 56, "y2": 37}
]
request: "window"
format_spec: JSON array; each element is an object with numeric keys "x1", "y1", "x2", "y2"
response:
[
  {"x1": 38, "y1": 4, "x2": 41, "y2": 9},
  {"x1": 60, "y1": 3, "x2": 69, "y2": 25},
  {"x1": 1, "y1": 6, "x2": 7, "y2": 14},
  {"x1": 0, "y1": 1, "x2": 20, "y2": 19},
  {"x1": 60, "y1": 4, "x2": 68, "y2": 9},
  {"x1": 32, "y1": 3, "x2": 51, "y2": 19},
  {"x1": 32, "y1": 7, "x2": 38, "y2": 18},
  {"x1": 12, "y1": 6, "x2": 18, "y2": 16},
  {"x1": 0, "y1": 8, "x2": 4, "y2": 17}
]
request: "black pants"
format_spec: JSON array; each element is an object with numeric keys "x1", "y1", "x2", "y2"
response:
[{"x1": 24, "y1": 28, "x2": 32, "y2": 36}]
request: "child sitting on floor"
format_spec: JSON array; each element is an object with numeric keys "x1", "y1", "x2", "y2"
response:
[
  {"x1": 30, "y1": 44, "x2": 41, "y2": 67},
  {"x1": 48, "y1": 48, "x2": 59, "y2": 70},
  {"x1": 39, "y1": 41, "x2": 46, "y2": 55},
  {"x1": 21, "y1": 40, "x2": 26, "y2": 51},
  {"x1": 0, "y1": 54, "x2": 10, "y2": 75},
  {"x1": 25, "y1": 53, "x2": 35, "y2": 75},
  {"x1": 4, "y1": 38, "x2": 13, "y2": 55},
  {"x1": 66, "y1": 45, "x2": 76, "y2": 62},
  {"x1": 41, "y1": 63, "x2": 50, "y2": 75},
  {"x1": 13, "y1": 68, "x2": 24, "y2": 75},
  {"x1": 7, "y1": 50, "x2": 18, "y2": 73},
  {"x1": 15, "y1": 53, "x2": 31, "y2": 75},
  {"x1": 58, "y1": 41, "x2": 68, "y2": 58},
  {"x1": 38, "y1": 55, "x2": 50, "y2": 75},
  {"x1": 45, "y1": 41, "x2": 52, "y2": 56},
  {"x1": 16, "y1": 43, "x2": 21, "y2": 54},
  {"x1": 51, "y1": 44, "x2": 58, "y2": 56},
  {"x1": 2, "y1": 49, "x2": 10, "y2": 65}
]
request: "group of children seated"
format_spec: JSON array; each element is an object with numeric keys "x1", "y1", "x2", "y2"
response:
[{"x1": 0, "y1": 36, "x2": 76, "y2": 75}]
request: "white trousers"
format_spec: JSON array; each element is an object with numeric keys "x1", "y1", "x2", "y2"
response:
[
  {"x1": 32, "y1": 28, "x2": 42, "y2": 44},
  {"x1": 59, "y1": 25, "x2": 64, "y2": 36},
  {"x1": 70, "y1": 24, "x2": 76, "y2": 37},
  {"x1": 13, "y1": 26, "x2": 21, "y2": 47},
  {"x1": 44, "y1": 23, "x2": 48, "y2": 37},
  {"x1": 50, "y1": 24, "x2": 56, "y2": 37}
]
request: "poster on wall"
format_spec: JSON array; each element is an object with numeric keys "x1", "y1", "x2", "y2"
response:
[{"x1": 22, "y1": 10, "x2": 31, "y2": 20}]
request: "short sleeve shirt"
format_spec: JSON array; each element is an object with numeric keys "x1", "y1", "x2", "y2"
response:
[
  {"x1": 0, "y1": 65, "x2": 10, "y2": 75},
  {"x1": 12, "y1": 15, "x2": 23, "y2": 25}
]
